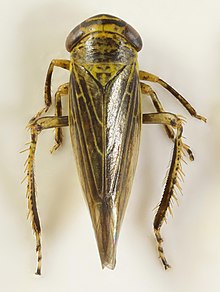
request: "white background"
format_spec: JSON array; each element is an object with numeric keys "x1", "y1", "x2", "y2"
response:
[{"x1": 0, "y1": 0, "x2": 219, "y2": 291}]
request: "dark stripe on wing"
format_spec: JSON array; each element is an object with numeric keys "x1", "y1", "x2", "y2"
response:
[
  {"x1": 70, "y1": 65, "x2": 105, "y2": 199},
  {"x1": 70, "y1": 71, "x2": 103, "y2": 202}
]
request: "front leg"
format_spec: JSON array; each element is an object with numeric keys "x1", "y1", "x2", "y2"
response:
[
  {"x1": 140, "y1": 70, "x2": 206, "y2": 122},
  {"x1": 141, "y1": 82, "x2": 175, "y2": 139},
  {"x1": 45, "y1": 60, "x2": 70, "y2": 109},
  {"x1": 30, "y1": 60, "x2": 70, "y2": 123},
  {"x1": 143, "y1": 112, "x2": 185, "y2": 269},
  {"x1": 141, "y1": 83, "x2": 194, "y2": 161},
  {"x1": 26, "y1": 116, "x2": 69, "y2": 275},
  {"x1": 50, "y1": 83, "x2": 69, "y2": 153}
]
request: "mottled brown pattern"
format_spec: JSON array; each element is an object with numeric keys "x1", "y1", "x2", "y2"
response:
[
  {"x1": 69, "y1": 52, "x2": 141, "y2": 268},
  {"x1": 25, "y1": 14, "x2": 205, "y2": 275},
  {"x1": 66, "y1": 14, "x2": 142, "y2": 52}
]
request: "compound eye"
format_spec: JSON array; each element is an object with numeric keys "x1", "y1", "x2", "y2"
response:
[
  {"x1": 123, "y1": 24, "x2": 142, "y2": 52},
  {"x1": 66, "y1": 24, "x2": 85, "y2": 52}
]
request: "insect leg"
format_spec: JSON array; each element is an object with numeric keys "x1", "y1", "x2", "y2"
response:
[
  {"x1": 50, "y1": 83, "x2": 69, "y2": 153},
  {"x1": 29, "y1": 60, "x2": 70, "y2": 124},
  {"x1": 141, "y1": 82, "x2": 174, "y2": 139},
  {"x1": 143, "y1": 112, "x2": 185, "y2": 269},
  {"x1": 139, "y1": 70, "x2": 206, "y2": 122},
  {"x1": 141, "y1": 83, "x2": 194, "y2": 160},
  {"x1": 44, "y1": 60, "x2": 70, "y2": 109},
  {"x1": 26, "y1": 115, "x2": 69, "y2": 275}
]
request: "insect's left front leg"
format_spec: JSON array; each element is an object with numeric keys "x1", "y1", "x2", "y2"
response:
[
  {"x1": 143, "y1": 112, "x2": 185, "y2": 269},
  {"x1": 44, "y1": 60, "x2": 70, "y2": 110},
  {"x1": 29, "y1": 60, "x2": 70, "y2": 123},
  {"x1": 50, "y1": 83, "x2": 69, "y2": 153},
  {"x1": 26, "y1": 115, "x2": 69, "y2": 275}
]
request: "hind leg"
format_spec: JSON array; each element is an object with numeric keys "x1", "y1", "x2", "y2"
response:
[
  {"x1": 25, "y1": 115, "x2": 69, "y2": 275},
  {"x1": 143, "y1": 112, "x2": 185, "y2": 269}
]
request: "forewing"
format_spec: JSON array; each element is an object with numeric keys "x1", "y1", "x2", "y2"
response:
[
  {"x1": 69, "y1": 62, "x2": 141, "y2": 268},
  {"x1": 69, "y1": 63, "x2": 104, "y2": 203}
]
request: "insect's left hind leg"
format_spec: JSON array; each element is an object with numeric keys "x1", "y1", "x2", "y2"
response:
[
  {"x1": 50, "y1": 83, "x2": 69, "y2": 153},
  {"x1": 143, "y1": 112, "x2": 185, "y2": 269},
  {"x1": 25, "y1": 115, "x2": 69, "y2": 275}
]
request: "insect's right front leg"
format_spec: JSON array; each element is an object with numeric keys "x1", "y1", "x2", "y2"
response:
[
  {"x1": 26, "y1": 115, "x2": 69, "y2": 275},
  {"x1": 141, "y1": 82, "x2": 175, "y2": 139},
  {"x1": 139, "y1": 70, "x2": 206, "y2": 122},
  {"x1": 141, "y1": 83, "x2": 194, "y2": 161}
]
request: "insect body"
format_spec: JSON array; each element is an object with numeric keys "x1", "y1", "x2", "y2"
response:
[{"x1": 25, "y1": 14, "x2": 206, "y2": 275}]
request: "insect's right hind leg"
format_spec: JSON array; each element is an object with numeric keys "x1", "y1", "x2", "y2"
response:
[{"x1": 143, "y1": 112, "x2": 184, "y2": 269}]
